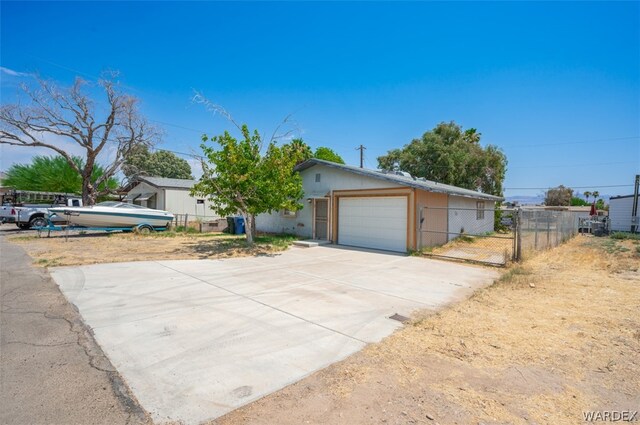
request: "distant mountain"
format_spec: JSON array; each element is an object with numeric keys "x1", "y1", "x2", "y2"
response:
[
  {"x1": 573, "y1": 191, "x2": 614, "y2": 202},
  {"x1": 505, "y1": 195, "x2": 544, "y2": 206},
  {"x1": 506, "y1": 193, "x2": 616, "y2": 206}
]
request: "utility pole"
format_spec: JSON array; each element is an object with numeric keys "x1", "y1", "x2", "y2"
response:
[
  {"x1": 631, "y1": 174, "x2": 639, "y2": 233},
  {"x1": 356, "y1": 144, "x2": 366, "y2": 168}
]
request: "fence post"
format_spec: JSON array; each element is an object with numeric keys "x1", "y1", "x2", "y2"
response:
[
  {"x1": 534, "y1": 212, "x2": 538, "y2": 249},
  {"x1": 546, "y1": 215, "x2": 551, "y2": 249},
  {"x1": 516, "y1": 208, "x2": 522, "y2": 261},
  {"x1": 184, "y1": 214, "x2": 188, "y2": 228}
]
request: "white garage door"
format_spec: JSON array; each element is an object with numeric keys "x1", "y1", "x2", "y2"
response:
[{"x1": 338, "y1": 196, "x2": 408, "y2": 252}]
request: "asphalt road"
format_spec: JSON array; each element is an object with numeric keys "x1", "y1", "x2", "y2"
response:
[{"x1": 0, "y1": 226, "x2": 149, "y2": 425}]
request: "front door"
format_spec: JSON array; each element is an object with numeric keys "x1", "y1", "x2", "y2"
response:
[{"x1": 314, "y1": 199, "x2": 329, "y2": 240}]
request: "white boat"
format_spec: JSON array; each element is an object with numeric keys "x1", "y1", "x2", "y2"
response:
[{"x1": 49, "y1": 201, "x2": 174, "y2": 229}]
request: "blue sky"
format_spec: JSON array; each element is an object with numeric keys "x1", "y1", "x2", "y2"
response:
[{"x1": 1, "y1": 1, "x2": 639, "y2": 198}]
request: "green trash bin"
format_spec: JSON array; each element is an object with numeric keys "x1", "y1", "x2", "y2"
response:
[{"x1": 226, "y1": 216, "x2": 235, "y2": 234}]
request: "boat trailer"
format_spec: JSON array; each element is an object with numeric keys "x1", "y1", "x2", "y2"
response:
[{"x1": 34, "y1": 214, "x2": 168, "y2": 239}]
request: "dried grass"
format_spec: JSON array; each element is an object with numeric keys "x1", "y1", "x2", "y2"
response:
[
  {"x1": 9, "y1": 231, "x2": 293, "y2": 267},
  {"x1": 215, "y1": 235, "x2": 640, "y2": 425}
]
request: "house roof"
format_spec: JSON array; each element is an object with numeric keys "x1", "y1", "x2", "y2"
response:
[
  {"x1": 522, "y1": 205, "x2": 595, "y2": 211},
  {"x1": 296, "y1": 158, "x2": 503, "y2": 201},
  {"x1": 137, "y1": 176, "x2": 196, "y2": 189},
  {"x1": 609, "y1": 194, "x2": 637, "y2": 200}
]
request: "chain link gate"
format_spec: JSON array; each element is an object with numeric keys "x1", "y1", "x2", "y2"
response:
[
  {"x1": 418, "y1": 207, "x2": 578, "y2": 266},
  {"x1": 418, "y1": 206, "x2": 517, "y2": 266}
]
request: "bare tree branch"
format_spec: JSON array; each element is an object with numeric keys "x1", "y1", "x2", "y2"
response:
[
  {"x1": 191, "y1": 91, "x2": 243, "y2": 132},
  {"x1": 0, "y1": 73, "x2": 160, "y2": 204}
]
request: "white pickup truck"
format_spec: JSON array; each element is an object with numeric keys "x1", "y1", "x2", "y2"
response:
[
  {"x1": 0, "y1": 190, "x2": 82, "y2": 229},
  {"x1": 0, "y1": 204, "x2": 18, "y2": 225},
  {"x1": 14, "y1": 197, "x2": 83, "y2": 229}
]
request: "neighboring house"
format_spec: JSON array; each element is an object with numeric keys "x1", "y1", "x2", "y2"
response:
[
  {"x1": 125, "y1": 176, "x2": 215, "y2": 217},
  {"x1": 256, "y1": 159, "x2": 502, "y2": 253},
  {"x1": 609, "y1": 195, "x2": 639, "y2": 232}
]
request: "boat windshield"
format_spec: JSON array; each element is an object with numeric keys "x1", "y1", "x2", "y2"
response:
[{"x1": 96, "y1": 201, "x2": 148, "y2": 209}]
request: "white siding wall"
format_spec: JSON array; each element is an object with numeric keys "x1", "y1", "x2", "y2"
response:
[
  {"x1": 256, "y1": 165, "x2": 400, "y2": 237},
  {"x1": 164, "y1": 188, "x2": 217, "y2": 217},
  {"x1": 127, "y1": 182, "x2": 216, "y2": 217},
  {"x1": 609, "y1": 196, "x2": 639, "y2": 232},
  {"x1": 447, "y1": 196, "x2": 495, "y2": 241},
  {"x1": 127, "y1": 182, "x2": 162, "y2": 209}
]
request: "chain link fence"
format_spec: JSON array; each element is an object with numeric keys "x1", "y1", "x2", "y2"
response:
[
  {"x1": 418, "y1": 206, "x2": 578, "y2": 266},
  {"x1": 172, "y1": 213, "x2": 226, "y2": 232},
  {"x1": 516, "y1": 209, "x2": 577, "y2": 258},
  {"x1": 419, "y1": 206, "x2": 516, "y2": 266}
]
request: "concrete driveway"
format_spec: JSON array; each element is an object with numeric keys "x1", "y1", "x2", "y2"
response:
[{"x1": 50, "y1": 246, "x2": 499, "y2": 424}]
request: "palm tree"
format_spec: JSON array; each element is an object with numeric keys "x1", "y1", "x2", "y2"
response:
[
  {"x1": 288, "y1": 138, "x2": 313, "y2": 165},
  {"x1": 592, "y1": 191, "x2": 600, "y2": 200},
  {"x1": 584, "y1": 191, "x2": 592, "y2": 202}
]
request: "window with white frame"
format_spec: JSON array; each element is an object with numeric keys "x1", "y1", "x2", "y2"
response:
[{"x1": 476, "y1": 201, "x2": 485, "y2": 220}]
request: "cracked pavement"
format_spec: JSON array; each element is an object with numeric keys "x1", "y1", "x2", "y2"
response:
[{"x1": 0, "y1": 229, "x2": 150, "y2": 425}]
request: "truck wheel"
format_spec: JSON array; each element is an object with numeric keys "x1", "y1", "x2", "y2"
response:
[{"x1": 29, "y1": 216, "x2": 48, "y2": 228}]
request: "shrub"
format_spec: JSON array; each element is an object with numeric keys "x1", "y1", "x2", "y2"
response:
[{"x1": 610, "y1": 232, "x2": 640, "y2": 241}]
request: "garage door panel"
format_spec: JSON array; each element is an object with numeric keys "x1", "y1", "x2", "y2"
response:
[{"x1": 338, "y1": 197, "x2": 408, "y2": 252}]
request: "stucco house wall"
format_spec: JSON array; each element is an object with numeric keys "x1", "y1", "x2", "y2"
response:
[
  {"x1": 256, "y1": 164, "x2": 401, "y2": 237},
  {"x1": 416, "y1": 189, "x2": 448, "y2": 248},
  {"x1": 256, "y1": 159, "x2": 501, "y2": 251},
  {"x1": 447, "y1": 195, "x2": 495, "y2": 241}
]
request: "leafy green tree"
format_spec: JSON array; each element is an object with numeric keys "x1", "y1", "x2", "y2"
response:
[
  {"x1": 285, "y1": 140, "x2": 344, "y2": 165},
  {"x1": 2, "y1": 155, "x2": 117, "y2": 194},
  {"x1": 314, "y1": 147, "x2": 345, "y2": 164},
  {"x1": 192, "y1": 125, "x2": 307, "y2": 244},
  {"x1": 545, "y1": 185, "x2": 573, "y2": 206},
  {"x1": 123, "y1": 145, "x2": 192, "y2": 180},
  {"x1": 595, "y1": 198, "x2": 606, "y2": 210},
  {"x1": 570, "y1": 197, "x2": 590, "y2": 206},
  {"x1": 377, "y1": 122, "x2": 507, "y2": 196}
]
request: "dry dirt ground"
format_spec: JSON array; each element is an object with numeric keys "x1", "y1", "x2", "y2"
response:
[
  {"x1": 430, "y1": 234, "x2": 515, "y2": 265},
  {"x1": 212, "y1": 236, "x2": 640, "y2": 425},
  {"x1": 8, "y1": 231, "x2": 294, "y2": 267}
]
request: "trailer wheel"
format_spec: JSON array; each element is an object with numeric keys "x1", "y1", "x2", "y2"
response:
[
  {"x1": 136, "y1": 224, "x2": 154, "y2": 234},
  {"x1": 29, "y1": 215, "x2": 48, "y2": 229},
  {"x1": 17, "y1": 223, "x2": 30, "y2": 230}
]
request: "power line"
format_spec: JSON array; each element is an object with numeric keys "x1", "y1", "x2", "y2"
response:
[
  {"x1": 510, "y1": 161, "x2": 638, "y2": 169},
  {"x1": 505, "y1": 136, "x2": 639, "y2": 148},
  {"x1": 148, "y1": 119, "x2": 208, "y2": 134},
  {"x1": 505, "y1": 184, "x2": 634, "y2": 190},
  {"x1": 23, "y1": 54, "x2": 209, "y2": 134},
  {"x1": 151, "y1": 147, "x2": 203, "y2": 160},
  {"x1": 340, "y1": 160, "x2": 636, "y2": 171}
]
